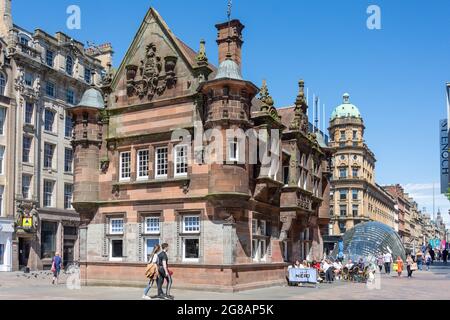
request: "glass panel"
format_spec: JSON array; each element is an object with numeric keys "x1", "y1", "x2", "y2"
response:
[
  {"x1": 145, "y1": 238, "x2": 159, "y2": 262},
  {"x1": 111, "y1": 240, "x2": 123, "y2": 258},
  {"x1": 331, "y1": 221, "x2": 406, "y2": 263},
  {"x1": 41, "y1": 221, "x2": 57, "y2": 259},
  {"x1": 184, "y1": 239, "x2": 199, "y2": 259}
]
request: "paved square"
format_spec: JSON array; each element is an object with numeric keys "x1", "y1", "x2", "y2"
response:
[{"x1": 1, "y1": 264, "x2": 449, "y2": 300}]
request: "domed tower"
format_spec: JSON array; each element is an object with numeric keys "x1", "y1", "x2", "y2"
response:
[
  {"x1": 199, "y1": 20, "x2": 258, "y2": 208},
  {"x1": 328, "y1": 93, "x2": 376, "y2": 235},
  {"x1": 68, "y1": 88, "x2": 104, "y2": 221}
]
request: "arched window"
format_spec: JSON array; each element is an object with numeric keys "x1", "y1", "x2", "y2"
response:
[
  {"x1": 0, "y1": 73, "x2": 6, "y2": 96},
  {"x1": 66, "y1": 56, "x2": 73, "y2": 76}
]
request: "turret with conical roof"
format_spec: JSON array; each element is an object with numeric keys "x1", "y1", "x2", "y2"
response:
[{"x1": 69, "y1": 87, "x2": 105, "y2": 216}]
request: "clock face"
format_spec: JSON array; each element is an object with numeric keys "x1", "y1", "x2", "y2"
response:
[{"x1": 340, "y1": 155, "x2": 345, "y2": 160}]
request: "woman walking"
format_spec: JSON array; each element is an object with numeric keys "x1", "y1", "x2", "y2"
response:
[
  {"x1": 406, "y1": 254, "x2": 414, "y2": 278},
  {"x1": 396, "y1": 256, "x2": 404, "y2": 277},
  {"x1": 376, "y1": 254, "x2": 384, "y2": 272},
  {"x1": 142, "y1": 244, "x2": 161, "y2": 300},
  {"x1": 51, "y1": 252, "x2": 62, "y2": 285}
]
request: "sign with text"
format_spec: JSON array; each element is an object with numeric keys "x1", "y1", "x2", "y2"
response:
[
  {"x1": 288, "y1": 268, "x2": 318, "y2": 284},
  {"x1": 440, "y1": 119, "x2": 448, "y2": 194}
]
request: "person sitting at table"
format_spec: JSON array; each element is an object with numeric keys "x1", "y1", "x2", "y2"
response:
[
  {"x1": 345, "y1": 259, "x2": 354, "y2": 269},
  {"x1": 301, "y1": 260, "x2": 309, "y2": 269},
  {"x1": 333, "y1": 260, "x2": 343, "y2": 280},
  {"x1": 323, "y1": 259, "x2": 335, "y2": 283},
  {"x1": 357, "y1": 258, "x2": 365, "y2": 269}
]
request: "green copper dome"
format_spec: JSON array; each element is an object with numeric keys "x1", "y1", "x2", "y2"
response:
[
  {"x1": 330, "y1": 93, "x2": 361, "y2": 120},
  {"x1": 73, "y1": 88, "x2": 104, "y2": 110},
  {"x1": 214, "y1": 58, "x2": 243, "y2": 80}
]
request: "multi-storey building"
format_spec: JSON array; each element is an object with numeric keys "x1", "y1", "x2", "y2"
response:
[
  {"x1": 70, "y1": 7, "x2": 333, "y2": 291},
  {"x1": 383, "y1": 184, "x2": 413, "y2": 250},
  {"x1": 328, "y1": 94, "x2": 396, "y2": 236},
  {"x1": 0, "y1": 0, "x2": 110, "y2": 271}
]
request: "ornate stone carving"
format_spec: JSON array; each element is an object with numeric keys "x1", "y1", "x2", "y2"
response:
[
  {"x1": 126, "y1": 43, "x2": 178, "y2": 100},
  {"x1": 195, "y1": 39, "x2": 208, "y2": 65},
  {"x1": 100, "y1": 158, "x2": 110, "y2": 174},
  {"x1": 297, "y1": 191, "x2": 312, "y2": 211},
  {"x1": 289, "y1": 80, "x2": 309, "y2": 133},
  {"x1": 280, "y1": 212, "x2": 296, "y2": 242}
]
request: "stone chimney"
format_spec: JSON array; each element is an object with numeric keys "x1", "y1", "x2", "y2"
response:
[
  {"x1": 215, "y1": 19, "x2": 244, "y2": 67},
  {"x1": 0, "y1": 0, "x2": 12, "y2": 39}
]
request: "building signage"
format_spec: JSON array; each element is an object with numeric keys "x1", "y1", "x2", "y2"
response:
[
  {"x1": 22, "y1": 218, "x2": 33, "y2": 229},
  {"x1": 288, "y1": 268, "x2": 318, "y2": 284},
  {"x1": 440, "y1": 119, "x2": 448, "y2": 194}
]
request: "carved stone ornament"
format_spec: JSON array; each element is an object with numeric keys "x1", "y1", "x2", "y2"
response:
[
  {"x1": 100, "y1": 158, "x2": 110, "y2": 174},
  {"x1": 126, "y1": 43, "x2": 178, "y2": 101}
]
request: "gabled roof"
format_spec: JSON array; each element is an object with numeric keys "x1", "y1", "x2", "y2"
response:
[{"x1": 111, "y1": 7, "x2": 215, "y2": 89}]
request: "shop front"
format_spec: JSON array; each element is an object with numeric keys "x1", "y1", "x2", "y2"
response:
[{"x1": 0, "y1": 217, "x2": 14, "y2": 272}]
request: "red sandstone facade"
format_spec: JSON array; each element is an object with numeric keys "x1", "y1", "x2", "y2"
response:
[{"x1": 70, "y1": 7, "x2": 333, "y2": 291}]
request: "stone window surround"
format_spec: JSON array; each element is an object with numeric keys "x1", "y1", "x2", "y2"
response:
[
  {"x1": 103, "y1": 213, "x2": 127, "y2": 261},
  {"x1": 116, "y1": 142, "x2": 192, "y2": 183},
  {"x1": 138, "y1": 212, "x2": 163, "y2": 262},
  {"x1": 175, "y1": 210, "x2": 204, "y2": 264},
  {"x1": 251, "y1": 212, "x2": 272, "y2": 262}
]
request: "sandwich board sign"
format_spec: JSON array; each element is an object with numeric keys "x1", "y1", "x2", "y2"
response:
[{"x1": 288, "y1": 268, "x2": 318, "y2": 285}]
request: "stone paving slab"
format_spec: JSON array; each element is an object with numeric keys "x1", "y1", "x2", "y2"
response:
[{"x1": 1, "y1": 266, "x2": 450, "y2": 300}]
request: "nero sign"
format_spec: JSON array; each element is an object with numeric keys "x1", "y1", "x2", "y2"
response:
[
  {"x1": 288, "y1": 268, "x2": 318, "y2": 284},
  {"x1": 440, "y1": 119, "x2": 448, "y2": 194}
]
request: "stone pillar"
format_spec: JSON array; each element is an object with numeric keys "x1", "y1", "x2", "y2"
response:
[{"x1": 222, "y1": 222, "x2": 235, "y2": 265}]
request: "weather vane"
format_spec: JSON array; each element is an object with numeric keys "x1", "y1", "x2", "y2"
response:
[{"x1": 227, "y1": 0, "x2": 232, "y2": 21}]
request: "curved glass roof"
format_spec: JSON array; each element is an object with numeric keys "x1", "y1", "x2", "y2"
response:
[{"x1": 331, "y1": 221, "x2": 406, "y2": 263}]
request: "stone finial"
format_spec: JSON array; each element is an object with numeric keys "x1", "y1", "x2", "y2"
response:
[
  {"x1": 196, "y1": 39, "x2": 208, "y2": 64},
  {"x1": 260, "y1": 79, "x2": 274, "y2": 110},
  {"x1": 295, "y1": 79, "x2": 306, "y2": 107}
]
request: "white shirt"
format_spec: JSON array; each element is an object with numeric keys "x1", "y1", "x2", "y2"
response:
[
  {"x1": 333, "y1": 262, "x2": 342, "y2": 270},
  {"x1": 383, "y1": 253, "x2": 392, "y2": 263},
  {"x1": 150, "y1": 252, "x2": 159, "y2": 264},
  {"x1": 322, "y1": 262, "x2": 331, "y2": 272}
]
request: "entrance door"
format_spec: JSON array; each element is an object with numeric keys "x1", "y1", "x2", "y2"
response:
[
  {"x1": 63, "y1": 241, "x2": 74, "y2": 268},
  {"x1": 18, "y1": 238, "x2": 31, "y2": 269}
]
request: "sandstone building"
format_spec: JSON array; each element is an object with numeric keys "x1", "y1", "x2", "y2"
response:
[
  {"x1": 70, "y1": 7, "x2": 333, "y2": 291},
  {"x1": 328, "y1": 94, "x2": 396, "y2": 237},
  {"x1": 0, "y1": 0, "x2": 109, "y2": 271}
]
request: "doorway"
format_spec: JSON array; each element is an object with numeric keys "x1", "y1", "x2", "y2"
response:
[
  {"x1": 18, "y1": 238, "x2": 31, "y2": 269},
  {"x1": 63, "y1": 240, "x2": 75, "y2": 268}
]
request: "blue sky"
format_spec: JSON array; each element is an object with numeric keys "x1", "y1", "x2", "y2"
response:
[{"x1": 11, "y1": 0, "x2": 450, "y2": 224}]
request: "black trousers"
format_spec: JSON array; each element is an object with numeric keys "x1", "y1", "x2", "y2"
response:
[
  {"x1": 157, "y1": 268, "x2": 167, "y2": 296},
  {"x1": 407, "y1": 265, "x2": 413, "y2": 277},
  {"x1": 325, "y1": 268, "x2": 335, "y2": 282},
  {"x1": 384, "y1": 262, "x2": 390, "y2": 274}
]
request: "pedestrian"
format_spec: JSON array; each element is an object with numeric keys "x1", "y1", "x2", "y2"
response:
[
  {"x1": 142, "y1": 244, "x2": 161, "y2": 300},
  {"x1": 425, "y1": 251, "x2": 432, "y2": 271},
  {"x1": 396, "y1": 256, "x2": 404, "y2": 277},
  {"x1": 383, "y1": 251, "x2": 393, "y2": 274},
  {"x1": 406, "y1": 254, "x2": 415, "y2": 278},
  {"x1": 442, "y1": 248, "x2": 448, "y2": 265},
  {"x1": 156, "y1": 243, "x2": 173, "y2": 300},
  {"x1": 51, "y1": 252, "x2": 62, "y2": 285},
  {"x1": 416, "y1": 250, "x2": 423, "y2": 271},
  {"x1": 376, "y1": 254, "x2": 384, "y2": 272},
  {"x1": 430, "y1": 248, "x2": 435, "y2": 264}
]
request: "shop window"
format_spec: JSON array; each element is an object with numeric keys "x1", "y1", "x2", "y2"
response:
[{"x1": 41, "y1": 221, "x2": 57, "y2": 259}]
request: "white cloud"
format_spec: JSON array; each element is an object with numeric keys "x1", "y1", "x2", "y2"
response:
[{"x1": 403, "y1": 183, "x2": 450, "y2": 228}]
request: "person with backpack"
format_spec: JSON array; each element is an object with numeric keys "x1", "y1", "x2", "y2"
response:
[
  {"x1": 156, "y1": 243, "x2": 173, "y2": 300},
  {"x1": 142, "y1": 244, "x2": 161, "y2": 300}
]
